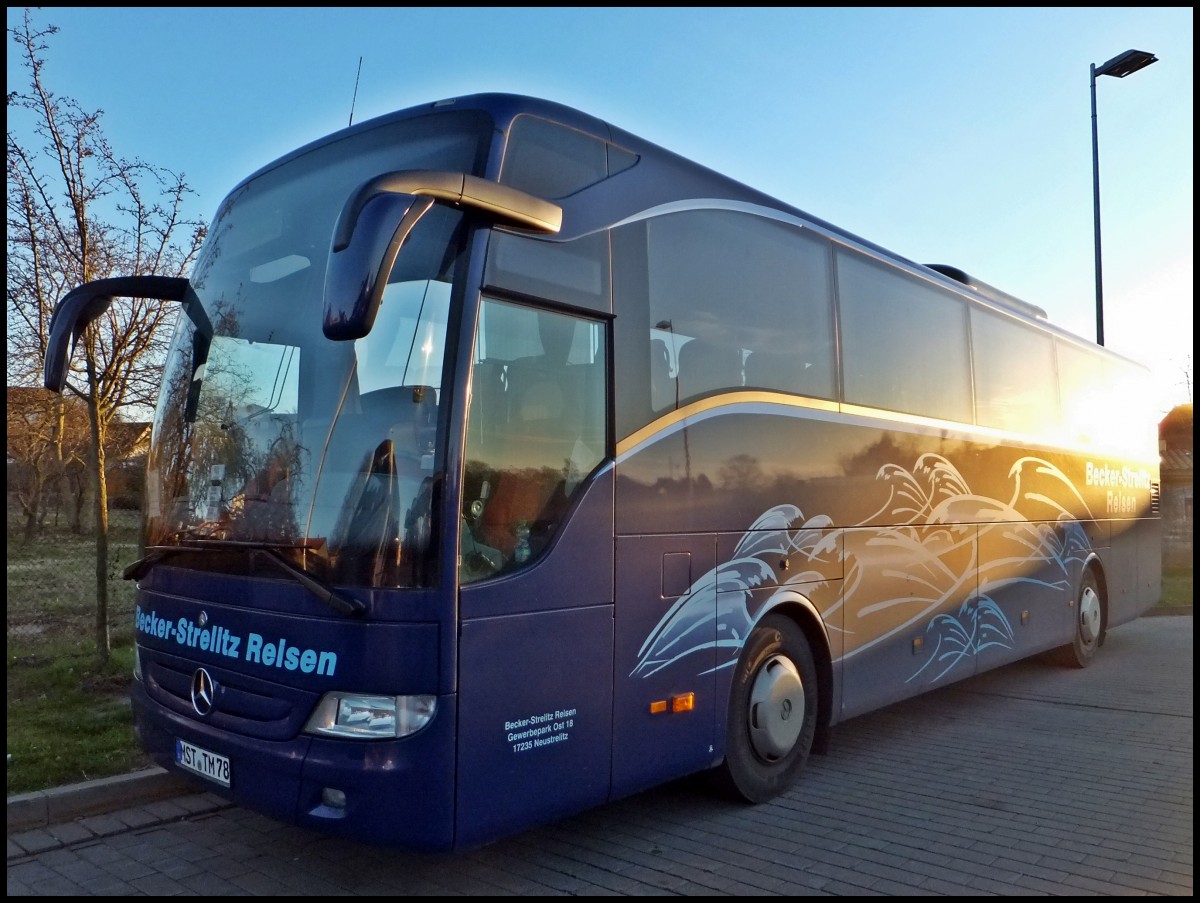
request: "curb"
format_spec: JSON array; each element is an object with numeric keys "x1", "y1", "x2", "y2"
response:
[
  {"x1": 1146, "y1": 604, "x2": 1192, "y2": 617},
  {"x1": 7, "y1": 766, "x2": 194, "y2": 835}
]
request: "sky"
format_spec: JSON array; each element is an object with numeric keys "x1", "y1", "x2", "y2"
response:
[{"x1": 7, "y1": 7, "x2": 1193, "y2": 416}]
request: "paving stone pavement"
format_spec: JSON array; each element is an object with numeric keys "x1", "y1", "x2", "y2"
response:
[{"x1": 8, "y1": 613, "x2": 1192, "y2": 896}]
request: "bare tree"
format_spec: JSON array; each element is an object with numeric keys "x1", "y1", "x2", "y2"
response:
[
  {"x1": 6, "y1": 9, "x2": 207, "y2": 663},
  {"x1": 6, "y1": 387, "x2": 80, "y2": 540}
]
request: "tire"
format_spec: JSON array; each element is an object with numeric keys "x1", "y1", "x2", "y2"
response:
[
  {"x1": 1049, "y1": 568, "x2": 1104, "y2": 669},
  {"x1": 720, "y1": 613, "x2": 819, "y2": 803}
]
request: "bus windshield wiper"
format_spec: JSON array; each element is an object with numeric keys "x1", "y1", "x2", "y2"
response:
[
  {"x1": 123, "y1": 543, "x2": 366, "y2": 617},
  {"x1": 123, "y1": 546, "x2": 193, "y2": 581},
  {"x1": 249, "y1": 547, "x2": 365, "y2": 617}
]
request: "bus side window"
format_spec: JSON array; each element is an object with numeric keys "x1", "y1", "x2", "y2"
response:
[
  {"x1": 468, "y1": 358, "x2": 511, "y2": 442},
  {"x1": 462, "y1": 302, "x2": 606, "y2": 581},
  {"x1": 838, "y1": 248, "x2": 971, "y2": 422},
  {"x1": 649, "y1": 338, "x2": 673, "y2": 412},
  {"x1": 744, "y1": 344, "x2": 832, "y2": 398},
  {"x1": 677, "y1": 338, "x2": 742, "y2": 401},
  {"x1": 614, "y1": 207, "x2": 836, "y2": 438},
  {"x1": 745, "y1": 350, "x2": 792, "y2": 390},
  {"x1": 569, "y1": 359, "x2": 606, "y2": 479}
]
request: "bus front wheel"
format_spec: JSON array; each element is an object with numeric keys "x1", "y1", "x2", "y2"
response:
[
  {"x1": 1048, "y1": 568, "x2": 1104, "y2": 669},
  {"x1": 721, "y1": 614, "x2": 818, "y2": 803}
]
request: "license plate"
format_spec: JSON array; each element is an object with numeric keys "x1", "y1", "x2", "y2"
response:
[{"x1": 175, "y1": 738, "x2": 231, "y2": 788}]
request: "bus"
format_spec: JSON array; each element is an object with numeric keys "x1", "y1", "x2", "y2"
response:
[{"x1": 43, "y1": 93, "x2": 1161, "y2": 853}]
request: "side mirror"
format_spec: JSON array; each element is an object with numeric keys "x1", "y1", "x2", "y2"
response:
[
  {"x1": 44, "y1": 276, "x2": 189, "y2": 392},
  {"x1": 323, "y1": 192, "x2": 435, "y2": 341}
]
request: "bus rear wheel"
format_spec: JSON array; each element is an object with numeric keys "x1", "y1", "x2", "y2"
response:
[
  {"x1": 1049, "y1": 569, "x2": 1104, "y2": 669},
  {"x1": 721, "y1": 614, "x2": 818, "y2": 803}
]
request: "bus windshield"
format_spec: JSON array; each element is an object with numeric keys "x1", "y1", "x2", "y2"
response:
[{"x1": 146, "y1": 113, "x2": 485, "y2": 588}]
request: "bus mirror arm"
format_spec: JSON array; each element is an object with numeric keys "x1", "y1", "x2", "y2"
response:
[
  {"x1": 331, "y1": 170, "x2": 562, "y2": 253},
  {"x1": 44, "y1": 276, "x2": 190, "y2": 393}
]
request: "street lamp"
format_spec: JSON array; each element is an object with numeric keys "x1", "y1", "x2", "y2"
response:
[{"x1": 1091, "y1": 48, "x2": 1158, "y2": 346}]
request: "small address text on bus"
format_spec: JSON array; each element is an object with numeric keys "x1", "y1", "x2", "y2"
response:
[{"x1": 505, "y1": 708, "x2": 578, "y2": 753}]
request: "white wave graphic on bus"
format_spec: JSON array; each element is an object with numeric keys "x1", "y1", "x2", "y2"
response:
[{"x1": 631, "y1": 453, "x2": 1093, "y2": 685}]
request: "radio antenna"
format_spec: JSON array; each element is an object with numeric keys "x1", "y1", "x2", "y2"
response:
[{"x1": 348, "y1": 56, "x2": 363, "y2": 127}]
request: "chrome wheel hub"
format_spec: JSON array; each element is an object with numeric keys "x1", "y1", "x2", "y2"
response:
[{"x1": 1079, "y1": 584, "x2": 1101, "y2": 645}]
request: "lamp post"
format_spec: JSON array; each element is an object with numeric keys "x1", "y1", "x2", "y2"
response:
[{"x1": 1090, "y1": 48, "x2": 1158, "y2": 346}]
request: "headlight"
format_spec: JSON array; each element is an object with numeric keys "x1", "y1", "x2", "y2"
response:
[
  {"x1": 133, "y1": 644, "x2": 143, "y2": 681},
  {"x1": 304, "y1": 693, "x2": 437, "y2": 739}
]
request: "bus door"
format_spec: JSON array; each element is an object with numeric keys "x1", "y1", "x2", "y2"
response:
[{"x1": 454, "y1": 300, "x2": 614, "y2": 849}]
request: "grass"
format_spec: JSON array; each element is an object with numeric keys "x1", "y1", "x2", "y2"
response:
[
  {"x1": 6, "y1": 637, "x2": 151, "y2": 796},
  {"x1": 6, "y1": 505, "x2": 151, "y2": 796},
  {"x1": 1161, "y1": 564, "x2": 1194, "y2": 610}
]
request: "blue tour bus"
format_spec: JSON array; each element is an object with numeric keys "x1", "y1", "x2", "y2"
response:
[{"x1": 43, "y1": 93, "x2": 1161, "y2": 852}]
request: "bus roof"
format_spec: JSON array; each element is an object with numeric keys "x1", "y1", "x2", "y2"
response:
[{"x1": 227, "y1": 91, "x2": 1144, "y2": 369}]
